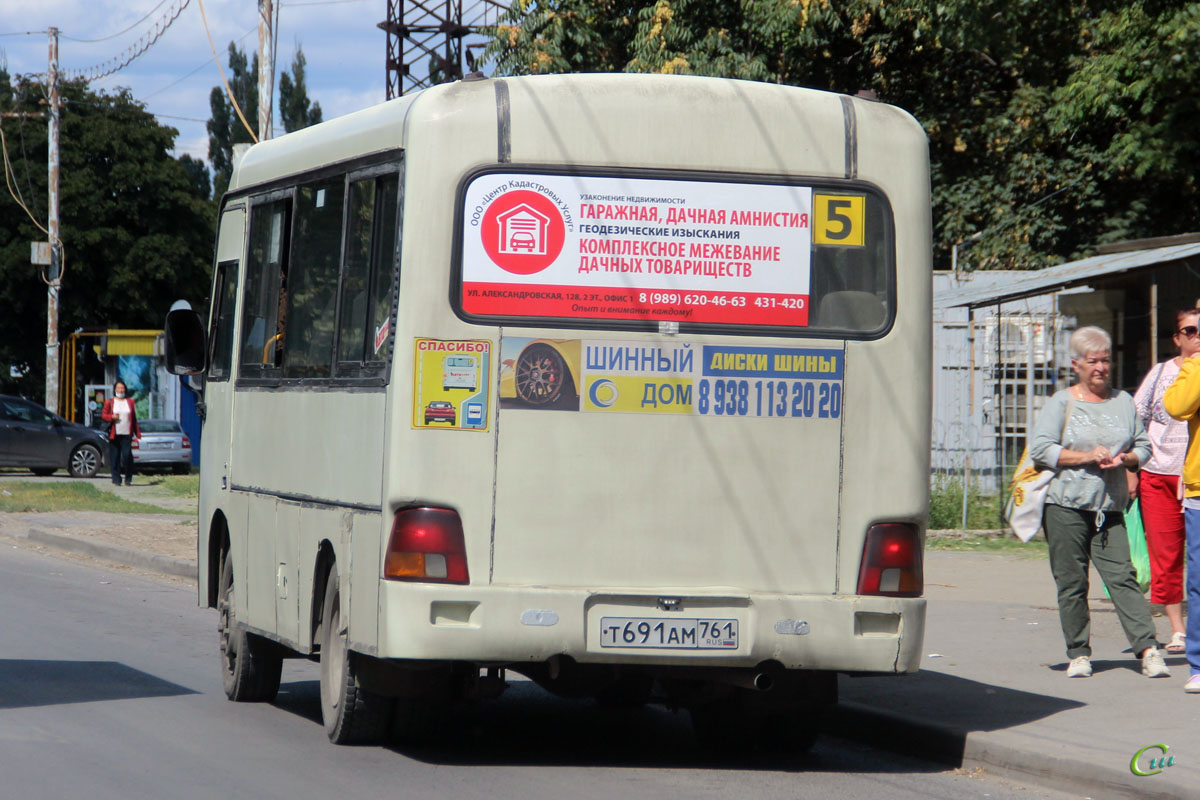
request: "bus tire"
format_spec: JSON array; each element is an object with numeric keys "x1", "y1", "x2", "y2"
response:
[
  {"x1": 218, "y1": 551, "x2": 283, "y2": 702},
  {"x1": 319, "y1": 562, "x2": 392, "y2": 744}
]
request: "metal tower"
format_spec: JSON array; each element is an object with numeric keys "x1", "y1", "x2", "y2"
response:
[{"x1": 379, "y1": 1, "x2": 510, "y2": 99}]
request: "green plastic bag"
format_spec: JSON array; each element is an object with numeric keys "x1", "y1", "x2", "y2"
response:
[{"x1": 1105, "y1": 498, "x2": 1152, "y2": 596}]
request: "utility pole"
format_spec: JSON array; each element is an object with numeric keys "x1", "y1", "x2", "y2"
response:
[
  {"x1": 257, "y1": 0, "x2": 274, "y2": 140},
  {"x1": 46, "y1": 27, "x2": 62, "y2": 414}
]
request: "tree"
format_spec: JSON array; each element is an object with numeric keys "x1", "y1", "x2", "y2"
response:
[
  {"x1": 485, "y1": 1, "x2": 1197, "y2": 271},
  {"x1": 0, "y1": 69, "x2": 215, "y2": 398},
  {"x1": 278, "y1": 45, "x2": 323, "y2": 133},
  {"x1": 207, "y1": 42, "x2": 259, "y2": 199}
]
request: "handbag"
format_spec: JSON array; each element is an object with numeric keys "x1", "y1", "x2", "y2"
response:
[{"x1": 1004, "y1": 396, "x2": 1075, "y2": 542}]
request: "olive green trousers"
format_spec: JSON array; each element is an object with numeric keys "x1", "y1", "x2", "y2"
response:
[{"x1": 1043, "y1": 504, "x2": 1159, "y2": 661}]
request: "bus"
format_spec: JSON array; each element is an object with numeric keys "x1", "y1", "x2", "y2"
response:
[{"x1": 165, "y1": 73, "x2": 931, "y2": 750}]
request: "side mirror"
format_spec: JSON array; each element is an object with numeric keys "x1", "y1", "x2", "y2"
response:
[{"x1": 165, "y1": 307, "x2": 207, "y2": 375}]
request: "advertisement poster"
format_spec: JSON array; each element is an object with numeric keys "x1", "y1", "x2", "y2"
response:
[
  {"x1": 500, "y1": 337, "x2": 842, "y2": 420},
  {"x1": 460, "y1": 173, "x2": 818, "y2": 327},
  {"x1": 412, "y1": 339, "x2": 491, "y2": 431}
]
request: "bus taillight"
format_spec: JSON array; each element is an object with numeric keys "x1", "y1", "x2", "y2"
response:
[
  {"x1": 384, "y1": 507, "x2": 469, "y2": 584},
  {"x1": 856, "y1": 523, "x2": 922, "y2": 597}
]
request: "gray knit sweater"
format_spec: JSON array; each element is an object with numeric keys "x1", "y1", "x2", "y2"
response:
[{"x1": 1029, "y1": 388, "x2": 1150, "y2": 512}]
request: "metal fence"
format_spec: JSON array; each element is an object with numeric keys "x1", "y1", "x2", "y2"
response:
[{"x1": 933, "y1": 303, "x2": 1072, "y2": 499}]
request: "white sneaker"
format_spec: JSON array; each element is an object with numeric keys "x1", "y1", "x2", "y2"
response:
[
  {"x1": 1185, "y1": 674, "x2": 1200, "y2": 694},
  {"x1": 1067, "y1": 656, "x2": 1092, "y2": 678},
  {"x1": 1142, "y1": 648, "x2": 1170, "y2": 678}
]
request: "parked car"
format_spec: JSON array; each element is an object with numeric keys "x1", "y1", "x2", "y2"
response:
[
  {"x1": 0, "y1": 394, "x2": 107, "y2": 478},
  {"x1": 132, "y1": 418, "x2": 192, "y2": 474}
]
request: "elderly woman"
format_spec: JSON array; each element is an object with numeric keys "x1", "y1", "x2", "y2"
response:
[{"x1": 1030, "y1": 326, "x2": 1167, "y2": 679}]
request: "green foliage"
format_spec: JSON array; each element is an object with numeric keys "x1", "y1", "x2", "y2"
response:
[
  {"x1": 207, "y1": 43, "x2": 259, "y2": 199},
  {"x1": 147, "y1": 473, "x2": 199, "y2": 498},
  {"x1": 279, "y1": 46, "x2": 323, "y2": 134},
  {"x1": 0, "y1": 69, "x2": 215, "y2": 398},
  {"x1": 484, "y1": 0, "x2": 1200, "y2": 270},
  {"x1": 929, "y1": 477, "x2": 1004, "y2": 530}
]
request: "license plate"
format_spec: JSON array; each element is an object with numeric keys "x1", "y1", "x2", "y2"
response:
[
  {"x1": 144, "y1": 442, "x2": 172, "y2": 450},
  {"x1": 599, "y1": 617, "x2": 738, "y2": 649}
]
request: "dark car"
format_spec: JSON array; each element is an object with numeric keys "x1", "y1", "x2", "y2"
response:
[
  {"x1": 0, "y1": 394, "x2": 107, "y2": 478},
  {"x1": 132, "y1": 418, "x2": 192, "y2": 474}
]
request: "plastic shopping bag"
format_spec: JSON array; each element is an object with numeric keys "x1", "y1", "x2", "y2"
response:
[
  {"x1": 1104, "y1": 497, "x2": 1152, "y2": 597},
  {"x1": 1125, "y1": 498, "x2": 1152, "y2": 594}
]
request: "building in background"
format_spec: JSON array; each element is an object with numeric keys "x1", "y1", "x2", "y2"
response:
[{"x1": 933, "y1": 234, "x2": 1200, "y2": 498}]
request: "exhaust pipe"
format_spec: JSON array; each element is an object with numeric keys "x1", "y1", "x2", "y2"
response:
[{"x1": 726, "y1": 669, "x2": 776, "y2": 692}]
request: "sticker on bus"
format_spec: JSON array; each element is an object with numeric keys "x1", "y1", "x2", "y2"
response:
[
  {"x1": 460, "y1": 172, "x2": 818, "y2": 328},
  {"x1": 412, "y1": 339, "x2": 491, "y2": 431},
  {"x1": 499, "y1": 337, "x2": 842, "y2": 419}
]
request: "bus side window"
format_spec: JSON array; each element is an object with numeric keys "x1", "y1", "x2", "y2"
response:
[
  {"x1": 284, "y1": 178, "x2": 345, "y2": 379},
  {"x1": 336, "y1": 172, "x2": 399, "y2": 376},
  {"x1": 208, "y1": 260, "x2": 239, "y2": 379},
  {"x1": 240, "y1": 199, "x2": 291, "y2": 378}
]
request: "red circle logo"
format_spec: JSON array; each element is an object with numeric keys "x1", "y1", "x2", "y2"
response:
[{"x1": 480, "y1": 190, "x2": 566, "y2": 275}]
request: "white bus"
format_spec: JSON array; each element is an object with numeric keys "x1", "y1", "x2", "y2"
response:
[{"x1": 166, "y1": 73, "x2": 931, "y2": 750}]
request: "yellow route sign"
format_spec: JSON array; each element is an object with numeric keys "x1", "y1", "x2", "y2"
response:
[{"x1": 813, "y1": 194, "x2": 865, "y2": 247}]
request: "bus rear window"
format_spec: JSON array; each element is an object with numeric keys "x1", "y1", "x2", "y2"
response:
[{"x1": 454, "y1": 170, "x2": 893, "y2": 337}]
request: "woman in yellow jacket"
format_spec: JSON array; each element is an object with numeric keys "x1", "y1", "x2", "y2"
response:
[{"x1": 1162, "y1": 340, "x2": 1200, "y2": 693}]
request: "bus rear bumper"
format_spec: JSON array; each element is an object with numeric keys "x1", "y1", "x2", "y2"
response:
[{"x1": 375, "y1": 582, "x2": 925, "y2": 674}]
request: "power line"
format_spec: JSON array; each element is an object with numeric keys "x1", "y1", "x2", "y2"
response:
[
  {"x1": 60, "y1": 0, "x2": 173, "y2": 43},
  {"x1": 22, "y1": 0, "x2": 192, "y2": 84}
]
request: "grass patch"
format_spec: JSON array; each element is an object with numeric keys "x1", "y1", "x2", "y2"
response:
[
  {"x1": 929, "y1": 477, "x2": 1005, "y2": 530},
  {"x1": 0, "y1": 482, "x2": 183, "y2": 514},
  {"x1": 146, "y1": 474, "x2": 199, "y2": 499},
  {"x1": 927, "y1": 535, "x2": 1048, "y2": 557}
]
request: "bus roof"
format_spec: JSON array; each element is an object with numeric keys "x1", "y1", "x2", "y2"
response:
[{"x1": 229, "y1": 73, "x2": 925, "y2": 197}]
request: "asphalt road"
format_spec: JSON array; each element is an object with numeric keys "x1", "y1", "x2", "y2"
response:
[{"x1": 0, "y1": 545, "x2": 1075, "y2": 800}]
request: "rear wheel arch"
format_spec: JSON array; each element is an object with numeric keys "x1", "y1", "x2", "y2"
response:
[
  {"x1": 207, "y1": 512, "x2": 231, "y2": 609},
  {"x1": 311, "y1": 540, "x2": 337, "y2": 646}
]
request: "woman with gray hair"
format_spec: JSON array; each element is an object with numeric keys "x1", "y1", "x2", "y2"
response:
[{"x1": 1029, "y1": 325, "x2": 1167, "y2": 679}]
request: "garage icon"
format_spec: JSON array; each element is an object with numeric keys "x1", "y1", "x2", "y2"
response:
[{"x1": 497, "y1": 204, "x2": 551, "y2": 256}]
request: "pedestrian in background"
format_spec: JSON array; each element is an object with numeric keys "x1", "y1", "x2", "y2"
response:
[
  {"x1": 1030, "y1": 326, "x2": 1168, "y2": 679},
  {"x1": 1161, "y1": 325, "x2": 1200, "y2": 693},
  {"x1": 101, "y1": 380, "x2": 141, "y2": 487},
  {"x1": 1132, "y1": 308, "x2": 1198, "y2": 656}
]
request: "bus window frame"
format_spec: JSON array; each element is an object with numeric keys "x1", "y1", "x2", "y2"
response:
[
  {"x1": 207, "y1": 258, "x2": 241, "y2": 382},
  {"x1": 332, "y1": 164, "x2": 403, "y2": 382},
  {"x1": 226, "y1": 151, "x2": 404, "y2": 391},
  {"x1": 237, "y1": 188, "x2": 295, "y2": 384},
  {"x1": 449, "y1": 164, "x2": 898, "y2": 341}
]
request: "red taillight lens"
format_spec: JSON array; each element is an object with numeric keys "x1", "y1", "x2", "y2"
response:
[
  {"x1": 181, "y1": 435, "x2": 191, "y2": 448},
  {"x1": 131, "y1": 439, "x2": 139, "y2": 449},
  {"x1": 857, "y1": 523, "x2": 922, "y2": 597},
  {"x1": 384, "y1": 507, "x2": 469, "y2": 584}
]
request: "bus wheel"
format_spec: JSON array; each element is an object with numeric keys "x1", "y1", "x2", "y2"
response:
[
  {"x1": 514, "y1": 343, "x2": 569, "y2": 406},
  {"x1": 218, "y1": 551, "x2": 282, "y2": 702},
  {"x1": 319, "y1": 562, "x2": 393, "y2": 744}
]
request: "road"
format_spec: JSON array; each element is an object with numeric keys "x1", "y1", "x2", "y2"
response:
[{"x1": 0, "y1": 545, "x2": 1073, "y2": 800}]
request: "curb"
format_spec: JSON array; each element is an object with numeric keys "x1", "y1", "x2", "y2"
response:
[
  {"x1": 832, "y1": 701, "x2": 1193, "y2": 800},
  {"x1": 17, "y1": 527, "x2": 196, "y2": 579}
]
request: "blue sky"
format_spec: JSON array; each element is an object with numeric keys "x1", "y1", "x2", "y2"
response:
[{"x1": 0, "y1": 0, "x2": 485, "y2": 165}]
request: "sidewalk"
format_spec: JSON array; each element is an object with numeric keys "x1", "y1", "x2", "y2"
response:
[
  {"x1": 0, "y1": 506, "x2": 1195, "y2": 797},
  {"x1": 836, "y1": 550, "x2": 1199, "y2": 799}
]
